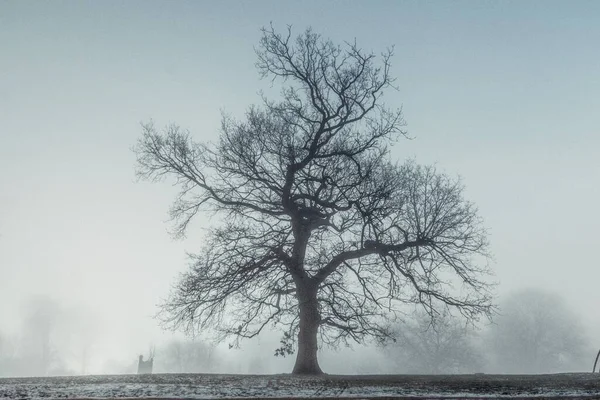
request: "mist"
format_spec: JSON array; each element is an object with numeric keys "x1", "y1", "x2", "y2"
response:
[
  {"x1": 2, "y1": 1, "x2": 600, "y2": 379},
  {"x1": 0, "y1": 288, "x2": 592, "y2": 376}
]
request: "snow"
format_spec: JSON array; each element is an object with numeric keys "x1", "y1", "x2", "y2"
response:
[{"x1": 1, "y1": 373, "x2": 599, "y2": 399}]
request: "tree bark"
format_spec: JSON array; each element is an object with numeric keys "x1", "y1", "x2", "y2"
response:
[{"x1": 292, "y1": 284, "x2": 323, "y2": 375}]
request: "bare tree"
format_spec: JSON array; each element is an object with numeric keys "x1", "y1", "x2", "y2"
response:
[
  {"x1": 135, "y1": 25, "x2": 494, "y2": 375},
  {"x1": 8, "y1": 297, "x2": 98, "y2": 377},
  {"x1": 157, "y1": 339, "x2": 215, "y2": 373},
  {"x1": 21, "y1": 296, "x2": 61, "y2": 376},
  {"x1": 0, "y1": 331, "x2": 17, "y2": 376},
  {"x1": 387, "y1": 308, "x2": 482, "y2": 374},
  {"x1": 487, "y1": 289, "x2": 588, "y2": 373}
]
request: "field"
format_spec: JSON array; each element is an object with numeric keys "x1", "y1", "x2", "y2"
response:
[{"x1": 2, "y1": 373, "x2": 600, "y2": 399}]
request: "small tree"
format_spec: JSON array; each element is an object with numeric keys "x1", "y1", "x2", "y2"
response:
[
  {"x1": 487, "y1": 289, "x2": 587, "y2": 373},
  {"x1": 135, "y1": 25, "x2": 494, "y2": 375},
  {"x1": 387, "y1": 309, "x2": 482, "y2": 374}
]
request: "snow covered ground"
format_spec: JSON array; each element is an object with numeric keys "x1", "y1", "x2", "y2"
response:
[{"x1": 1, "y1": 373, "x2": 600, "y2": 399}]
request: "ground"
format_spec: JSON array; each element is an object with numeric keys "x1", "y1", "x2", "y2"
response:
[{"x1": 1, "y1": 373, "x2": 600, "y2": 399}]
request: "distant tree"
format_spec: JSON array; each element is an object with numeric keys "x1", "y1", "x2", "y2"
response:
[
  {"x1": 487, "y1": 289, "x2": 588, "y2": 373},
  {"x1": 6, "y1": 297, "x2": 98, "y2": 376},
  {"x1": 20, "y1": 296, "x2": 62, "y2": 376},
  {"x1": 135, "y1": 25, "x2": 494, "y2": 375},
  {"x1": 58, "y1": 306, "x2": 98, "y2": 375},
  {"x1": 0, "y1": 332, "x2": 6, "y2": 359},
  {"x1": 0, "y1": 331, "x2": 16, "y2": 376},
  {"x1": 157, "y1": 339, "x2": 214, "y2": 373},
  {"x1": 386, "y1": 309, "x2": 482, "y2": 374}
]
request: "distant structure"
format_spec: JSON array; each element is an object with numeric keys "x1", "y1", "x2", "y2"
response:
[{"x1": 137, "y1": 354, "x2": 154, "y2": 374}]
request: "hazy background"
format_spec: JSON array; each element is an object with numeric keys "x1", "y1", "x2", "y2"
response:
[{"x1": 1, "y1": 0, "x2": 599, "y2": 375}]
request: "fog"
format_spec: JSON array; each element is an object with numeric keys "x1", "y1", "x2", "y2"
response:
[
  {"x1": 2, "y1": 1, "x2": 600, "y2": 377},
  {"x1": 0, "y1": 289, "x2": 592, "y2": 376}
]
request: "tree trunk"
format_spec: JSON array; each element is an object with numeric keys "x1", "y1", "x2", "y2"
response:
[{"x1": 292, "y1": 284, "x2": 323, "y2": 375}]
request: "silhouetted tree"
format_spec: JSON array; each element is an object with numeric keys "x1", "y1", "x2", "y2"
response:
[
  {"x1": 487, "y1": 289, "x2": 588, "y2": 373},
  {"x1": 135, "y1": 25, "x2": 494, "y2": 375},
  {"x1": 387, "y1": 309, "x2": 482, "y2": 374}
]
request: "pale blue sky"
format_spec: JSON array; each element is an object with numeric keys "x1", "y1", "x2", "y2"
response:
[{"x1": 1, "y1": 1, "x2": 599, "y2": 372}]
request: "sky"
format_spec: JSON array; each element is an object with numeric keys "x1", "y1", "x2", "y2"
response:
[{"x1": 1, "y1": 0, "x2": 600, "y2": 374}]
